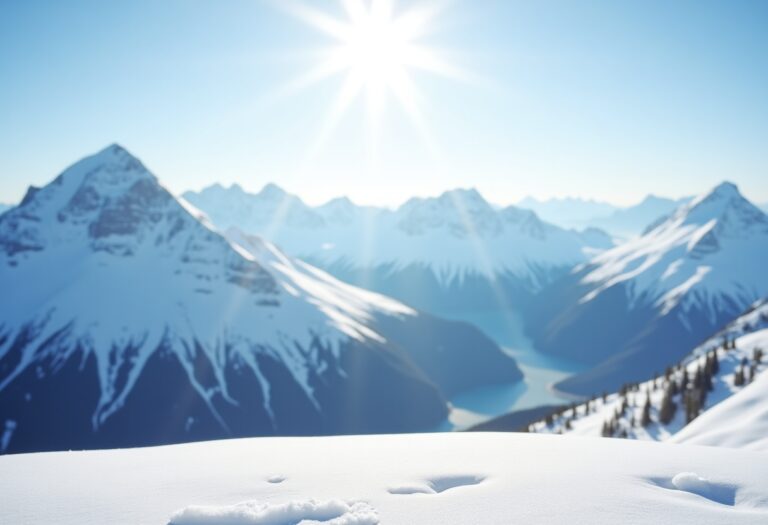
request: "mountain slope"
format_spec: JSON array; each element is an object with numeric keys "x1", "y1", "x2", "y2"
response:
[
  {"x1": 670, "y1": 366, "x2": 768, "y2": 451},
  {"x1": 184, "y1": 185, "x2": 613, "y2": 314},
  {"x1": 527, "y1": 299, "x2": 768, "y2": 446},
  {"x1": 0, "y1": 145, "x2": 520, "y2": 454},
  {"x1": 528, "y1": 182, "x2": 768, "y2": 396}
]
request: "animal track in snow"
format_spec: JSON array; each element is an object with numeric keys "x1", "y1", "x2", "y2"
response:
[{"x1": 388, "y1": 475, "x2": 485, "y2": 495}]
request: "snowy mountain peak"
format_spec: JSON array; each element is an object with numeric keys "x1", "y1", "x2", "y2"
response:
[
  {"x1": 678, "y1": 181, "x2": 763, "y2": 224},
  {"x1": 184, "y1": 183, "x2": 324, "y2": 231},
  {"x1": 0, "y1": 144, "x2": 175, "y2": 258},
  {"x1": 438, "y1": 187, "x2": 486, "y2": 203},
  {"x1": 658, "y1": 181, "x2": 768, "y2": 247},
  {"x1": 575, "y1": 180, "x2": 768, "y2": 345},
  {"x1": 257, "y1": 182, "x2": 289, "y2": 200},
  {"x1": 398, "y1": 187, "x2": 501, "y2": 238},
  {"x1": 316, "y1": 196, "x2": 371, "y2": 224},
  {"x1": 63, "y1": 143, "x2": 152, "y2": 183}
]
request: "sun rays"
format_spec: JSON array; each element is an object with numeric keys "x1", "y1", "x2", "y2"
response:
[{"x1": 281, "y1": 0, "x2": 467, "y2": 158}]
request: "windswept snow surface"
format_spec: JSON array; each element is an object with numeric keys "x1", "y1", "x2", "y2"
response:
[{"x1": 2, "y1": 433, "x2": 768, "y2": 525}]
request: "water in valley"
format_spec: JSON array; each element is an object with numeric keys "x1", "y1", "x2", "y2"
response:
[{"x1": 434, "y1": 309, "x2": 586, "y2": 430}]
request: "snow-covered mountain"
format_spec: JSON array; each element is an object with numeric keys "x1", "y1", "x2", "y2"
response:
[
  {"x1": 0, "y1": 203, "x2": 11, "y2": 216},
  {"x1": 528, "y1": 182, "x2": 768, "y2": 396},
  {"x1": 4, "y1": 432, "x2": 768, "y2": 525},
  {"x1": 589, "y1": 194, "x2": 692, "y2": 237},
  {"x1": 516, "y1": 195, "x2": 618, "y2": 229},
  {"x1": 0, "y1": 145, "x2": 521, "y2": 454},
  {"x1": 528, "y1": 299, "x2": 768, "y2": 452},
  {"x1": 183, "y1": 184, "x2": 613, "y2": 315}
]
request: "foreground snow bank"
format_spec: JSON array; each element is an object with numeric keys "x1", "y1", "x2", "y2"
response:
[
  {"x1": 1, "y1": 433, "x2": 768, "y2": 524},
  {"x1": 170, "y1": 498, "x2": 378, "y2": 525}
]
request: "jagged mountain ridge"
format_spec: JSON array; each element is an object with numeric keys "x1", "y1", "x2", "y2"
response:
[
  {"x1": 528, "y1": 182, "x2": 768, "y2": 396},
  {"x1": 183, "y1": 184, "x2": 614, "y2": 314},
  {"x1": 0, "y1": 145, "x2": 521, "y2": 454},
  {"x1": 515, "y1": 196, "x2": 618, "y2": 229}
]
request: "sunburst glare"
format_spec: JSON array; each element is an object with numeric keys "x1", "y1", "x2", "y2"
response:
[{"x1": 284, "y1": 0, "x2": 467, "y2": 156}]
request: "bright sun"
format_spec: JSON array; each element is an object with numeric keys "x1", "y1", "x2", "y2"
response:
[{"x1": 286, "y1": 0, "x2": 463, "y2": 152}]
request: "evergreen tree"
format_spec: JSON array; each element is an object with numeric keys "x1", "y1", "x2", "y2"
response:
[
  {"x1": 641, "y1": 393, "x2": 651, "y2": 427},
  {"x1": 734, "y1": 365, "x2": 745, "y2": 387},
  {"x1": 659, "y1": 387, "x2": 676, "y2": 424},
  {"x1": 668, "y1": 378, "x2": 678, "y2": 396},
  {"x1": 703, "y1": 362, "x2": 713, "y2": 391},
  {"x1": 684, "y1": 390, "x2": 701, "y2": 423},
  {"x1": 711, "y1": 350, "x2": 720, "y2": 374}
]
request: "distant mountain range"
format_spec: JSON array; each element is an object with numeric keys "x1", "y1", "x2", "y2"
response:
[
  {"x1": 0, "y1": 145, "x2": 521, "y2": 454},
  {"x1": 516, "y1": 196, "x2": 618, "y2": 229},
  {"x1": 183, "y1": 184, "x2": 613, "y2": 315},
  {"x1": 0, "y1": 203, "x2": 10, "y2": 216},
  {"x1": 589, "y1": 195, "x2": 693, "y2": 237},
  {"x1": 517, "y1": 194, "x2": 692, "y2": 237},
  {"x1": 528, "y1": 182, "x2": 768, "y2": 396}
]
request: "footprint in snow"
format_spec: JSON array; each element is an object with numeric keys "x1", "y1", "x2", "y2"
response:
[
  {"x1": 388, "y1": 475, "x2": 485, "y2": 495},
  {"x1": 650, "y1": 472, "x2": 736, "y2": 506},
  {"x1": 169, "y1": 498, "x2": 378, "y2": 525},
  {"x1": 266, "y1": 475, "x2": 286, "y2": 484}
]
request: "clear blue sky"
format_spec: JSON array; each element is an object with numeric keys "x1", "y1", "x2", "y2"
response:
[{"x1": 1, "y1": 0, "x2": 767, "y2": 206}]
